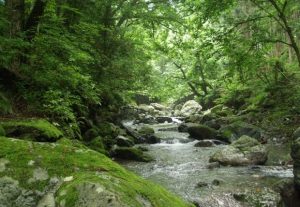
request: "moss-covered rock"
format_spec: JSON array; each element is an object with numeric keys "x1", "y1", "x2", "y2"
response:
[
  {"x1": 0, "y1": 125, "x2": 5, "y2": 136},
  {"x1": 116, "y1": 135, "x2": 134, "y2": 147},
  {"x1": 112, "y1": 147, "x2": 153, "y2": 162},
  {"x1": 209, "y1": 135, "x2": 268, "y2": 166},
  {"x1": 0, "y1": 119, "x2": 63, "y2": 142},
  {"x1": 0, "y1": 137, "x2": 192, "y2": 207},
  {"x1": 187, "y1": 124, "x2": 217, "y2": 140},
  {"x1": 218, "y1": 121, "x2": 263, "y2": 143},
  {"x1": 138, "y1": 126, "x2": 155, "y2": 135}
]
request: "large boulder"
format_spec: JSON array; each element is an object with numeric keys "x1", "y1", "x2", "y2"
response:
[
  {"x1": 209, "y1": 135, "x2": 268, "y2": 166},
  {"x1": 180, "y1": 100, "x2": 202, "y2": 117},
  {"x1": 187, "y1": 124, "x2": 217, "y2": 140},
  {"x1": 137, "y1": 126, "x2": 160, "y2": 144},
  {"x1": 0, "y1": 137, "x2": 191, "y2": 207},
  {"x1": 218, "y1": 121, "x2": 264, "y2": 143}
]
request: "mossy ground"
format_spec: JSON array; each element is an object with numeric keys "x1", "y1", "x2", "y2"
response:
[{"x1": 0, "y1": 136, "x2": 193, "y2": 207}]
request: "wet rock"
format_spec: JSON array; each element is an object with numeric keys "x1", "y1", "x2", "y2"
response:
[
  {"x1": 194, "y1": 140, "x2": 214, "y2": 147},
  {"x1": 218, "y1": 121, "x2": 264, "y2": 143},
  {"x1": 158, "y1": 127, "x2": 178, "y2": 132},
  {"x1": 212, "y1": 179, "x2": 222, "y2": 186},
  {"x1": 156, "y1": 116, "x2": 173, "y2": 123},
  {"x1": 195, "y1": 182, "x2": 209, "y2": 188},
  {"x1": 233, "y1": 193, "x2": 246, "y2": 202},
  {"x1": 207, "y1": 162, "x2": 220, "y2": 169},
  {"x1": 136, "y1": 115, "x2": 157, "y2": 124},
  {"x1": 138, "y1": 126, "x2": 155, "y2": 135},
  {"x1": 112, "y1": 147, "x2": 153, "y2": 162},
  {"x1": 187, "y1": 124, "x2": 217, "y2": 140},
  {"x1": 209, "y1": 135, "x2": 268, "y2": 166},
  {"x1": 116, "y1": 136, "x2": 134, "y2": 147},
  {"x1": 139, "y1": 135, "x2": 161, "y2": 144},
  {"x1": 180, "y1": 100, "x2": 202, "y2": 117}
]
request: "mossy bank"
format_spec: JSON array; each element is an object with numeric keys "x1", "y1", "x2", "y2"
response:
[{"x1": 0, "y1": 136, "x2": 193, "y2": 207}]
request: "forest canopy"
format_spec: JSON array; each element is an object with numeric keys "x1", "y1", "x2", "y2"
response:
[{"x1": 1, "y1": 0, "x2": 300, "y2": 137}]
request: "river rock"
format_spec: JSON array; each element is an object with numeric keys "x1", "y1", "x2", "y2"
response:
[
  {"x1": 218, "y1": 121, "x2": 264, "y2": 143},
  {"x1": 156, "y1": 116, "x2": 173, "y2": 123},
  {"x1": 194, "y1": 140, "x2": 214, "y2": 147},
  {"x1": 207, "y1": 162, "x2": 220, "y2": 169},
  {"x1": 137, "y1": 126, "x2": 160, "y2": 144},
  {"x1": 138, "y1": 126, "x2": 154, "y2": 135},
  {"x1": 180, "y1": 100, "x2": 202, "y2": 117},
  {"x1": 112, "y1": 147, "x2": 153, "y2": 162},
  {"x1": 116, "y1": 136, "x2": 134, "y2": 147},
  {"x1": 150, "y1": 103, "x2": 167, "y2": 111},
  {"x1": 187, "y1": 124, "x2": 217, "y2": 140},
  {"x1": 209, "y1": 135, "x2": 267, "y2": 166}
]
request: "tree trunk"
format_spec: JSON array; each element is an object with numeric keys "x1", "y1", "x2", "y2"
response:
[{"x1": 25, "y1": 0, "x2": 48, "y2": 41}]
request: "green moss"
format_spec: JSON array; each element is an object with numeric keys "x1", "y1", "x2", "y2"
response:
[
  {"x1": 0, "y1": 136, "x2": 192, "y2": 207},
  {"x1": 0, "y1": 119, "x2": 63, "y2": 142}
]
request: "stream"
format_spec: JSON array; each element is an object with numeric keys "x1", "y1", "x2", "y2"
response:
[{"x1": 119, "y1": 120, "x2": 293, "y2": 207}]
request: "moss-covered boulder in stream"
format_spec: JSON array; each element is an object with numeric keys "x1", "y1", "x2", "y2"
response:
[
  {"x1": 218, "y1": 121, "x2": 264, "y2": 143},
  {"x1": 112, "y1": 147, "x2": 153, "y2": 162},
  {"x1": 187, "y1": 124, "x2": 217, "y2": 140},
  {"x1": 209, "y1": 135, "x2": 268, "y2": 166},
  {"x1": 0, "y1": 119, "x2": 63, "y2": 142},
  {"x1": 0, "y1": 136, "x2": 192, "y2": 207}
]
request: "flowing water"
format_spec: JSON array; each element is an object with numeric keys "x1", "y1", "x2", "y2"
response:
[{"x1": 119, "y1": 120, "x2": 293, "y2": 206}]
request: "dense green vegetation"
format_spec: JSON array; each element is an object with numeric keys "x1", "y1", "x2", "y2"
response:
[{"x1": 1, "y1": 0, "x2": 300, "y2": 133}]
